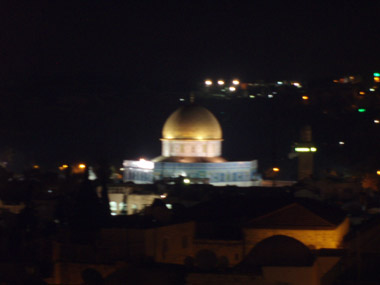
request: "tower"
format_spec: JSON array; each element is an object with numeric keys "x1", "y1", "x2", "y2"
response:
[{"x1": 294, "y1": 125, "x2": 317, "y2": 180}]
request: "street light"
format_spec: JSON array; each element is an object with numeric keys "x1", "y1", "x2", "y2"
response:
[
  {"x1": 232, "y1": 79, "x2": 240, "y2": 85},
  {"x1": 217, "y1": 80, "x2": 225, "y2": 85},
  {"x1": 59, "y1": 164, "x2": 69, "y2": 171},
  {"x1": 205, "y1": 80, "x2": 212, "y2": 86}
]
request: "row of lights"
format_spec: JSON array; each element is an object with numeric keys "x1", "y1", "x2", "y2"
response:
[
  {"x1": 205, "y1": 79, "x2": 240, "y2": 86},
  {"x1": 294, "y1": 147, "x2": 317, "y2": 152},
  {"x1": 59, "y1": 163, "x2": 86, "y2": 171},
  {"x1": 205, "y1": 79, "x2": 240, "y2": 92},
  {"x1": 32, "y1": 163, "x2": 87, "y2": 171}
]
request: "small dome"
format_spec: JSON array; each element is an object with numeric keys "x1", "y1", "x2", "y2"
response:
[
  {"x1": 241, "y1": 235, "x2": 314, "y2": 267},
  {"x1": 162, "y1": 104, "x2": 222, "y2": 140}
]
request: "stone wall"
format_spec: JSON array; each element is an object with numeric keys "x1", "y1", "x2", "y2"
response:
[{"x1": 243, "y1": 217, "x2": 350, "y2": 252}]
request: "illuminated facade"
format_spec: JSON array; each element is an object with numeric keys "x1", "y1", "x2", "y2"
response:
[
  {"x1": 123, "y1": 104, "x2": 261, "y2": 186},
  {"x1": 146, "y1": 201, "x2": 349, "y2": 267}
]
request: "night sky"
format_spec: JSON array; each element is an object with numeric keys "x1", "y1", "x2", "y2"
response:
[{"x1": 1, "y1": 1, "x2": 380, "y2": 172}]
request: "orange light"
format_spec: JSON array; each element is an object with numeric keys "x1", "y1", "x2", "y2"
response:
[
  {"x1": 302, "y1": 96, "x2": 309, "y2": 100},
  {"x1": 359, "y1": 91, "x2": 365, "y2": 95},
  {"x1": 59, "y1": 164, "x2": 69, "y2": 171},
  {"x1": 272, "y1": 167, "x2": 280, "y2": 172},
  {"x1": 375, "y1": 77, "x2": 380, "y2": 83},
  {"x1": 78, "y1": 163, "x2": 86, "y2": 169},
  {"x1": 377, "y1": 170, "x2": 380, "y2": 176},
  {"x1": 33, "y1": 165, "x2": 40, "y2": 169},
  {"x1": 333, "y1": 80, "x2": 338, "y2": 83}
]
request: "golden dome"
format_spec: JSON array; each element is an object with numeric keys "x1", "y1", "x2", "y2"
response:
[{"x1": 162, "y1": 104, "x2": 222, "y2": 140}]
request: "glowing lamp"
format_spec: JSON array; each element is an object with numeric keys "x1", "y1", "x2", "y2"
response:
[
  {"x1": 374, "y1": 120, "x2": 380, "y2": 124},
  {"x1": 137, "y1": 158, "x2": 154, "y2": 170},
  {"x1": 374, "y1": 73, "x2": 380, "y2": 77},
  {"x1": 295, "y1": 147, "x2": 310, "y2": 152},
  {"x1": 375, "y1": 77, "x2": 380, "y2": 83},
  {"x1": 292, "y1": 82, "x2": 301, "y2": 88},
  {"x1": 358, "y1": 108, "x2": 366, "y2": 113},
  {"x1": 272, "y1": 167, "x2": 280, "y2": 172},
  {"x1": 229, "y1": 86, "x2": 236, "y2": 92},
  {"x1": 302, "y1": 96, "x2": 309, "y2": 100},
  {"x1": 205, "y1": 80, "x2": 212, "y2": 86},
  {"x1": 295, "y1": 147, "x2": 317, "y2": 152},
  {"x1": 33, "y1": 165, "x2": 40, "y2": 169},
  {"x1": 59, "y1": 164, "x2": 69, "y2": 171},
  {"x1": 359, "y1": 91, "x2": 365, "y2": 95},
  {"x1": 217, "y1": 80, "x2": 225, "y2": 85},
  {"x1": 377, "y1": 170, "x2": 380, "y2": 176},
  {"x1": 183, "y1": 178, "x2": 191, "y2": 184},
  {"x1": 232, "y1": 79, "x2": 240, "y2": 85},
  {"x1": 78, "y1": 163, "x2": 86, "y2": 169}
]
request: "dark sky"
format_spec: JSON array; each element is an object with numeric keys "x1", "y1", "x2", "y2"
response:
[
  {"x1": 2, "y1": 1, "x2": 380, "y2": 84},
  {"x1": 1, "y1": 1, "x2": 380, "y2": 171}
]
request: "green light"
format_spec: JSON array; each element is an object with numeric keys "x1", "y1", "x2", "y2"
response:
[
  {"x1": 358, "y1": 108, "x2": 366, "y2": 113},
  {"x1": 374, "y1": 73, "x2": 380, "y2": 77},
  {"x1": 295, "y1": 147, "x2": 310, "y2": 152},
  {"x1": 295, "y1": 147, "x2": 317, "y2": 153}
]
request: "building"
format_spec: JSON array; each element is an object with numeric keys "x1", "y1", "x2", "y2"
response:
[
  {"x1": 294, "y1": 125, "x2": 317, "y2": 180},
  {"x1": 123, "y1": 103, "x2": 261, "y2": 186},
  {"x1": 47, "y1": 196, "x2": 348, "y2": 284}
]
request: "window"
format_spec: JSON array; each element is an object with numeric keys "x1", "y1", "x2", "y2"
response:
[
  {"x1": 109, "y1": 201, "x2": 117, "y2": 211},
  {"x1": 119, "y1": 202, "x2": 127, "y2": 214}
]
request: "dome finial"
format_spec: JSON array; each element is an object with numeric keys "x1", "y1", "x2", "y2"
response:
[{"x1": 189, "y1": 92, "x2": 195, "y2": 103}]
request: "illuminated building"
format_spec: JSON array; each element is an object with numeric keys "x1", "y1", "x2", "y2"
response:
[
  {"x1": 123, "y1": 103, "x2": 260, "y2": 186},
  {"x1": 294, "y1": 125, "x2": 316, "y2": 180}
]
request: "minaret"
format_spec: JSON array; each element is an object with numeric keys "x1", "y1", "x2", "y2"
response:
[
  {"x1": 295, "y1": 125, "x2": 316, "y2": 180},
  {"x1": 189, "y1": 92, "x2": 195, "y2": 103}
]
